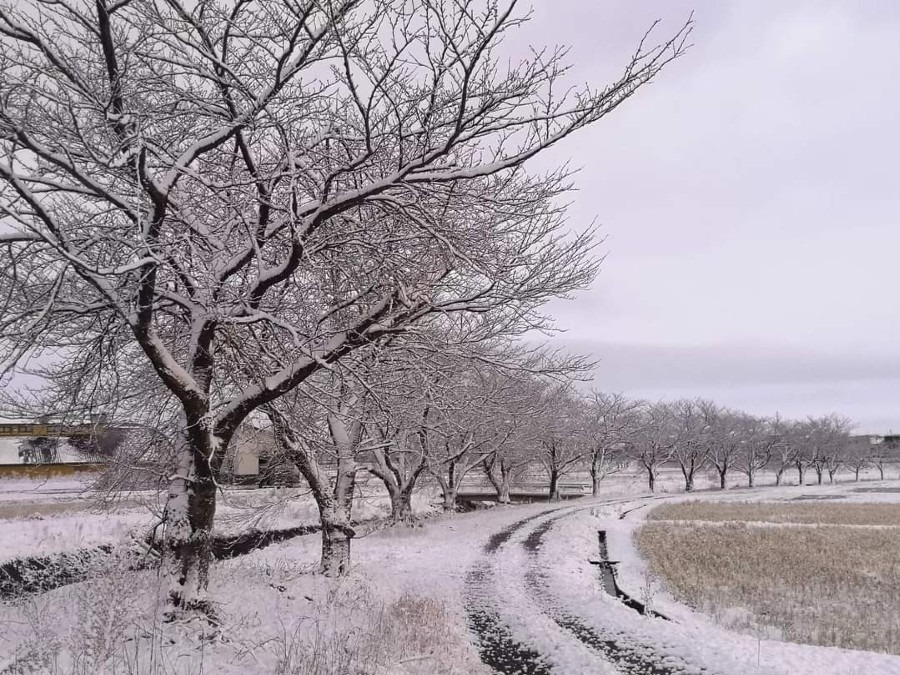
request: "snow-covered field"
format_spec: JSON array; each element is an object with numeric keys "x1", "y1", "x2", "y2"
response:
[{"x1": 2, "y1": 474, "x2": 899, "y2": 674}]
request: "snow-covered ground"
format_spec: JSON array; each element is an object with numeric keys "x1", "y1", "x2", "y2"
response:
[{"x1": 2, "y1": 475, "x2": 899, "y2": 674}]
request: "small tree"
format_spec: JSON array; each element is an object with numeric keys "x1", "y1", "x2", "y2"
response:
[
  {"x1": 536, "y1": 386, "x2": 588, "y2": 501},
  {"x1": 670, "y1": 398, "x2": 708, "y2": 493},
  {"x1": 700, "y1": 402, "x2": 738, "y2": 490},
  {"x1": 845, "y1": 437, "x2": 872, "y2": 482},
  {"x1": 584, "y1": 392, "x2": 639, "y2": 496},
  {"x1": 736, "y1": 414, "x2": 781, "y2": 488},
  {"x1": 631, "y1": 401, "x2": 677, "y2": 492}
]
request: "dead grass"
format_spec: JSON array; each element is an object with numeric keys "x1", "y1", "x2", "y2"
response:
[
  {"x1": 637, "y1": 511, "x2": 900, "y2": 654},
  {"x1": 0, "y1": 561, "x2": 474, "y2": 675},
  {"x1": 648, "y1": 500, "x2": 900, "y2": 526},
  {"x1": 271, "y1": 582, "x2": 472, "y2": 675}
]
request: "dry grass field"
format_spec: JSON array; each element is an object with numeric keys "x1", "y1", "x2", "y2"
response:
[
  {"x1": 637, "y1": 502, "x2": 900, "y2": 655},
  {"x1": 647, "y1": 500, "x2": 900, "y2": 526}
]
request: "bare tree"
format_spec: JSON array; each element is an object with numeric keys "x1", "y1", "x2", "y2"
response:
[
  {"x1": 670, "y1": 398, "x2": 709, "y2": 493},
  {"x1": 630, "y1": 401, "x2": 677, "y2": 492},
  {"x1": 736, "y1": 414, "x2": 781, "y2": 488},
  {"x1": 845, "y1": 436, "x2": 873, "y2": 482},
  {"x1": 771, "y1": 418, "x2": 800, "y2": 486},
  {"x1": 584, "y1": 391, "x2": 639, "y2": 496},
  {"x1": 265, "y1": 362, "x2": 382, "y2": 576},
  {"x1": 535, "y1": 386, "x2": 589, "y2": 501},
  {"x1": 700, "y1": 401, "x2": 736, "y2": 490},
  {"x1": 0, "y1": 1, "x2": 689, "y2": 611}
]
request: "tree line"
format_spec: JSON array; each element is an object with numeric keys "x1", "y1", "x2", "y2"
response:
[{"x1": 0, "y1": 0, "x2": 690, "y2": 617}]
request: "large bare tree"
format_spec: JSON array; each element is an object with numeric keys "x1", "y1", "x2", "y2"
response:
[{"x1": 0, "y1": 0, "x2": 689, "y2": 611}]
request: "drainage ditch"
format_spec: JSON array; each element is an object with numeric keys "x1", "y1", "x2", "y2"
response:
[{"x1": 593, "y1": 531, "x2": 668, "y2": 620}]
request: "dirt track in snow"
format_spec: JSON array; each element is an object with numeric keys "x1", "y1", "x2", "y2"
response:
[{"x1": 464, "y1": 499, "x2": 717, "y2": 675}]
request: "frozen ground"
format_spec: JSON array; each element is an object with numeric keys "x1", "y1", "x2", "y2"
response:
[{"x1": 1, "y1": 475, "x2": 899, "y2": 674}]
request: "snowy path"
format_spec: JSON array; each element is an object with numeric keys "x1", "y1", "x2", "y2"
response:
[{"x1": 461, "y1": 498, "x2": 724, "y2": 675}]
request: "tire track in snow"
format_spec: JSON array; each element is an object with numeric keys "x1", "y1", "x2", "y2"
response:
[
  {"x1": 464, "y1": 511, "x2": 556, "y2": 675},
  {"x1": 521, "y1": 510, "x2": 716, "y2": 675}
]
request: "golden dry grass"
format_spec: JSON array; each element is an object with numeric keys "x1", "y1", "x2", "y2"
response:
[
  {"x1": 637, "y1": 513, "x2": 900, "y2": 654},
  {"x1": 648, "y1": 500, "x2": 900, "y2": 526}
]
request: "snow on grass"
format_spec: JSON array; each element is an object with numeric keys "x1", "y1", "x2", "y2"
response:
[
  {"x1": 0, "y1": 476, "x2": 444, "y2": 564},
  {"x1": 648, "y1": 500, "x2": 900, "y2": 525},
  {"x1": 606, "y1": 484, "x2": 900, "y2": 674}
]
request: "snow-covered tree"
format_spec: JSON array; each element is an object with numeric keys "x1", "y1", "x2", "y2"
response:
[
  {"x1": 0, "y1": 0, "x2": 689, "y2": 612},
  {"x1": 584, "y1": 391, "x2": 639, "y2": 496},
  {"x1": 670, "y1": 398, "x2": 709, "y2": 493},
  {"x1": 630, "y1": 401, "x2": 677, "y2": 492}
]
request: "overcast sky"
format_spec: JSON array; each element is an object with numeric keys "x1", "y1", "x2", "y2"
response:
[{"x1": 520, "y1": 1, "x2": 900, "y2": 433}]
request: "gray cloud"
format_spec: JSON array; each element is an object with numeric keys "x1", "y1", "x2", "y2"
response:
[{"x1": 515, "y1": 2, "x2": 900, "y2": 432}]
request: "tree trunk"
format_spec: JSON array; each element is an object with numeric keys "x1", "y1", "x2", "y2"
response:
[
  {"x1": 718, "y1": 467, "x2": 727, "y2": 490},
  {"x1": 320, "y1": 510, "x2": 354, "y2": 576},
  {"x1": 854, "y1": 468, "x2": 861, "y2": 481},
  {"x1": 747, "y1": 470, "x2": 755, "y2": 488},
  {"x1": 879, "y1": 465, "x2": 885, "y2": 480},
  {"x1": 396, "y1": 488, "x2": 414, "y2": 522},
  {"x1": 442, "y1": 485, "x2": 458, "y2": 511},
  {"x1": 484, "y1": 457, "x2": 512, "y2": 504},
  {"x1": 590, "y1": 450, "x2": 603, "y2": 496},
  {"x1": 548, "y1": 468, "x2": 561, "y2": 502},
  {"x1": 815, "y1": 465, "x2": 823, "y2": 485},
  {"x1": 775, "y1": 468, "x2": 783, "y2": 486},
  {"x1": 681, "y1": 463, "x2": 694, "y2": 493},
  {"x1": 162, "y1": 441, "x2": 218, "y2": 615},
  {"x1": 647, "y1": 468, "x2": 656, "y2": 492},
  {"x1": 796, "y1": 464, "x2": 805, "y2": 485},
  {"x1": 498, "y1": 475, "x2": 511, "y2": 504},
  {"x1": 319, "y1": 457, "x2": 357, "y2": 575},
  {"x1": 828, "y1": 469, "x2": 836, "y2": 484}
]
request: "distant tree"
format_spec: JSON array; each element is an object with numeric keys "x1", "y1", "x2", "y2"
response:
[
  {"x1": 736, "y1": 414, "x2": 782, "y2": 488},
  {"x1": 584, "y1": 392, "x2": 640, "y2": 496},
  {"x1": 670, "y1": 398, "x2": 709, "y2": 493},
  {"x1": 631, "y1": 402, "x2": 677, "y2": 492},
  {"x1": 845, "y1": 437, "x2": 873, "y2": 482},
  {"x1": 536, "y1": 386, "x2": 589, "y2": 501}
]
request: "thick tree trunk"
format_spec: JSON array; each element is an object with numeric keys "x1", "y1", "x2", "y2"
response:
[
  {"x1": 548, "y1": 468, "x2": 561, "y2": 502},
  {"x1": 320, "y1": 510, "x2": 354, "y2": 576},
  {"x1": 775, "y1": 468, "x2": 783, "y2": 486},
  {"x1": 747, "y1": 470, "x2": 755, "y2": 488},
  {"x1": 592, "y1": 474, "x2": 603, "y2": 497},
  {"x1": 647, "y1": 468, "x2": 656, "y2": 492},
  {"x1": 163, "y1": 450, "x2": 217, "y2": 614},
  {"x1": 442, "y1": 485, "x2": 459, "y2": 511},
  {"x1": 498, "y1": 476, "x2": 511, "y2": 504},
  {"x1": 828, "y1": 470, "x2": 836, "y2": 484},
  {"x1": 680, "y1": 464, "x2": 694, "y2": 493},
  {"x1": 484, "y1": 457, "x2": 512, "y2": 504},
  {"x1": 395, "y1": 488, "x2": 414, "y2": 522},
  {"x1": 796, "y1": 464, "x2": 805, "y2": 485},
  {"x1": 718, "y1": 467, "x2": 727, "y2": 490},
  {"x1": 815, "y1": 465, "x2": 824, "y2": 485}
]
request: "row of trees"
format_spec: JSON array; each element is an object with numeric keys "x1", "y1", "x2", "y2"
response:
[{"x1": 0, "y1": 0, "x2": 691, "y2": 616}]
